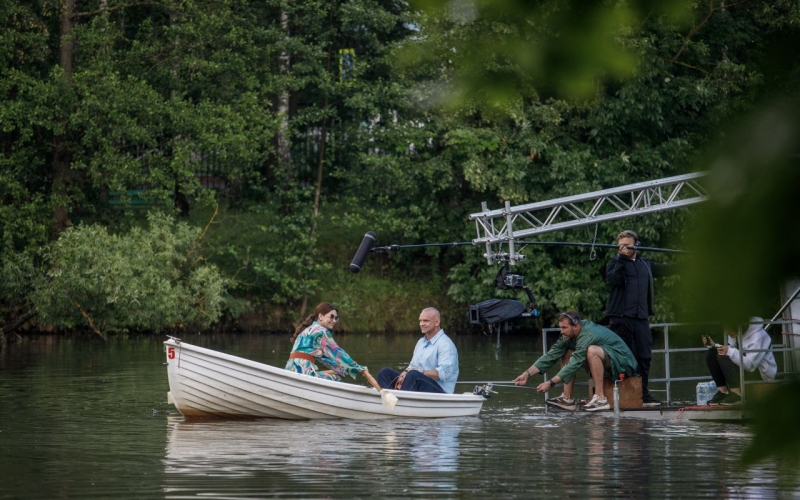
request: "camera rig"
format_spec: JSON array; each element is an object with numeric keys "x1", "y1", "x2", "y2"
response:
[
  {"x1": 350, "y1": 173, "x2": 706, "y2": 338},
  {"x1": 468, "y1": 263, "x2": 539, "y2": 334}
]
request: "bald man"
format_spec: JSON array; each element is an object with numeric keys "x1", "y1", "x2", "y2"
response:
[{"x1": 377, "y1": 307, "x2": 460, "y2": 393}]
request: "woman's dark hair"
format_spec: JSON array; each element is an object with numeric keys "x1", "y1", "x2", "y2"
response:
[{"x1": 290, "y1": 302, "x2": 338, "y2": 343}]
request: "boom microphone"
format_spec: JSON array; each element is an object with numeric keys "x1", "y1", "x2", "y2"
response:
[{"x1": 349, "y1": 231, "x2": 377, "y2": 273}]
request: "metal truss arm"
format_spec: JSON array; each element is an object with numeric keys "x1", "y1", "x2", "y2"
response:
[{"x1": 470, "y1": 172, "x2": 708, "y2": 263}]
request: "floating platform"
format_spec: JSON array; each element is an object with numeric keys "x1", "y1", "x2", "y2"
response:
[
  {"x1": 606, "y1": 405, "x2": 748, "y2": 422},
  {"x1": 548, "y1": 404, "x2": 748, "y2": 422}
]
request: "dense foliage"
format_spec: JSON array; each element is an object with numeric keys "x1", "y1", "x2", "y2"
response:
[
  {"x1": 1, "y1": 0, "x2": 799, "y2": 467},
  {"x1": 0, "y1": 0, "x2": 797, "y2": 338},
  {"x1": 32, "y1": 213, "x2": 227, "y2": 335}
]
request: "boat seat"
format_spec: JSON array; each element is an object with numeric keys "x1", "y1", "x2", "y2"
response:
[{"x1": 588, "y1": 376, "x2": 643, "y2": 409}]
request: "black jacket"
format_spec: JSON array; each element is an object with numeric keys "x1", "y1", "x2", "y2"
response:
[{"x1": 604, "y1": 255, "x2": 674, "y2": 318}]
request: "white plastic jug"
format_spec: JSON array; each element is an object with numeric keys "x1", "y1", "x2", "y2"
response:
[{"x1": 696, "y1": 381, "x2": 717, "y2": 406}]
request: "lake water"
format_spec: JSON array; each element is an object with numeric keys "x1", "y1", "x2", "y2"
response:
[{"x1": 1, "y1": 332, "x2": 798, "y2": 499}]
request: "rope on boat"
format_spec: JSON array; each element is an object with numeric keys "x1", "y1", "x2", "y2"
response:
[
  {"x1": 457, "y1": 381, "x2": 539, "y2": 389},
  {"x1": 673, "y1": 404, "x2": 729, "y2": 420}
]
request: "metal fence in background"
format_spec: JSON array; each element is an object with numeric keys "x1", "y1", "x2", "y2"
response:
[{"x1": 539, "y1": 319, "x2": 800, "y2": 407}]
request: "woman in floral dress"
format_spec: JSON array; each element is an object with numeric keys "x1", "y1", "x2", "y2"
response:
[{"x1": 285, "y1": 302, "x2": 371, "y2": 383}]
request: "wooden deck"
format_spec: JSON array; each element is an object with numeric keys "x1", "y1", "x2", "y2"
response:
[
  {"x1": 600, "y1": 405, "x2": 747, "y2": 422},
  {"x1": 546, "y1": 403, "x2": 749, "y2": 421}
]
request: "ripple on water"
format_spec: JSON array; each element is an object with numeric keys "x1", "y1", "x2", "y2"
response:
[{"x1": 2, "y1": 334, "x2": 799, "y2": 499}]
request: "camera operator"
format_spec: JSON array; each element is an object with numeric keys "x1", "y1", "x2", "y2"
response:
[{"x1": 604, "y1": 229, "x2": 677, "y2": 407}]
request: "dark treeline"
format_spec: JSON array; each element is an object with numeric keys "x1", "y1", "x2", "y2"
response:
[{"x1": 1, "y1": 0, "x2": 797, "y2": 338}]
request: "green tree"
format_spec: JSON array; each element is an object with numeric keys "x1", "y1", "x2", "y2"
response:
[
  {"x1": 32, "y1": 212, "x2": 227, "y2": 335},
  {"x1": 1, "y1": 0, "x2": 278, "y2": 331}
]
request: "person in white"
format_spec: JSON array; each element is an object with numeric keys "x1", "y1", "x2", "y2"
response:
[{"x1": 702, "y1": 316, "x2": 777, "y2": 406}]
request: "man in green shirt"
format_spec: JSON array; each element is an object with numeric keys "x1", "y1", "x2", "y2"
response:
[{"x1": 513, "y1": 310, "x2": 638, "y2": 411}]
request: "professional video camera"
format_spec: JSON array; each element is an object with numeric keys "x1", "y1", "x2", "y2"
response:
[
  {"x1": 496, "y1": 267, "x2": 525, "y2": 290},
  {"x1": 468, "y1": 264, "x2": 539, "y2": 333}
]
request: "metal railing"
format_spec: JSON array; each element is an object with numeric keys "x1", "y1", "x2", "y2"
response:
[{"x1": 540, "y1": 319, "x2": 800, "y2": 408}]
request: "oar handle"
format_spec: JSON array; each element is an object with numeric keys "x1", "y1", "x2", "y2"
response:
[{"x1": 362, "y1": 368, "x2": 382, "y2": 393}]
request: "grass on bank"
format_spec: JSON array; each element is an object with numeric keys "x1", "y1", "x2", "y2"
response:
[{"x1": 188, "y1": 202, "x2": 467, "y2": 334}]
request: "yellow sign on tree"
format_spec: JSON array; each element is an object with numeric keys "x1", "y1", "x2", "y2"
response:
[{"x1": 339, "y1": 48, "x2": 355, "y2": 84}]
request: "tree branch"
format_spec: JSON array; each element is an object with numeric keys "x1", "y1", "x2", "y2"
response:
[
  {"x1": 72, "y1": 2, "x2": 169, "y2": 19},
  {"x1": 1, "y1": 311, "x2": 37, "y2": 339},
  {"x1": 661, "y1": 58, "x2": 710, "y2": 75},
  {"x1": 197, "y1": 204, "x2": 219, "y2": 244},
  {"x1": 73, "y1": 300, "x2": 107, "y2": 340},
  {"x1": 183, "y1": 204, "x2": 219, "y2": 272},
  {"x1": 4, "y1": 311, "x2": 36, "y2": 333},
  {"x1": 670, "y1": 0, "x2": 753, "y2": 63}
]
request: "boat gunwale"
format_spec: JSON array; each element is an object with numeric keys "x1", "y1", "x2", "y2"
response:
[{"x1": 164, "y1": 339, "x2": 486, "y2": 404}]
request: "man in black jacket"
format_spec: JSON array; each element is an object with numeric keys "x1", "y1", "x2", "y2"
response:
[{"x1": 605, "y1": 230, "x2": 674, "y2": 407}]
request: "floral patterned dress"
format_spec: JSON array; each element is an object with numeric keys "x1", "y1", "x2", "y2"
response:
[{"x1": 284, "y1": 322, "x2": 365, "y2": 381}]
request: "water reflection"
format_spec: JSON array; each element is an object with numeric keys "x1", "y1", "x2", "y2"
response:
[
  {"x1": 2, "y1": 333, "x2": 799, "y2": 499},
  {"x1": 163, "y1": 416, "x2": 470, "y2": 498},
  {"x1": 583, "y1": 419, "x2": 655, "y2": 498},
  {"x1": 408, "y1": 421, "x2": 460, "y2": 491}
]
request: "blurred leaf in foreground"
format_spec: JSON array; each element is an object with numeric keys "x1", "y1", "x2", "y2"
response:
[
  {"x1": 681, "y1": 100, "x2": 800, "y2": 326},
  {"x1": 743, "y1": 382, "x2": 800, "y2": 465},
  {"x1": 401, "y1": 0, "x2": 693, "y2": 107}
]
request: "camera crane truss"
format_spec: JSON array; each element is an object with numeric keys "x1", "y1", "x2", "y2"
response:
[
  {"x1": 350, "y1": 171, "x2": 710, "y2": 333},
  {"x1": 469, "y1": 172, "x2": 709, "y2": 265}
]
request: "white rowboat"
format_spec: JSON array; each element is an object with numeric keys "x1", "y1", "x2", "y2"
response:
[{"x1": 164, "y1": 338, "x2": 486, "y2": 419}]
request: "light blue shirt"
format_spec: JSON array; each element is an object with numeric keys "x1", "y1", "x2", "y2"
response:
[{"x1": 408, "y1": 329, "x2": 459, "y2": 393}]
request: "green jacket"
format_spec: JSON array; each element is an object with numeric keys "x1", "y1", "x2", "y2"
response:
[{"x1": 533, "y1": 320, "x2": 638, "y2": 383}]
